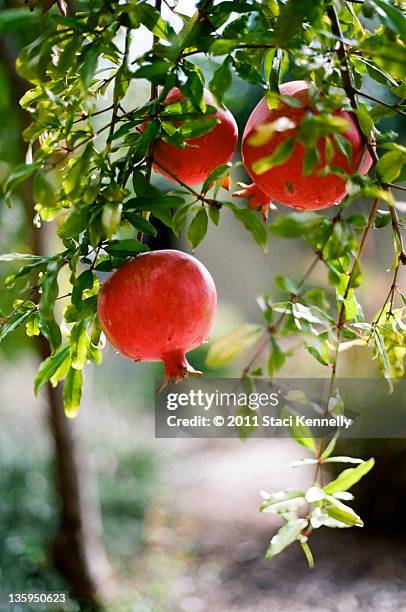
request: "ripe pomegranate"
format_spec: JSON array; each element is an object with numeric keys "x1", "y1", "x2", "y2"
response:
[
  {"x1": 237, "y1": 80, "x2": 372, "y2": 218},
  {"x1": 97, "y1": 250, "x2": 217, "y2": 384},
  {"x1": 152, "y1": 88, "x2": 238, "y2": 185}
]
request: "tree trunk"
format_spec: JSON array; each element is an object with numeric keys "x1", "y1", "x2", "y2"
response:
[{"x1": 1, "y1": 36, "x2": 113, "y2": 606}]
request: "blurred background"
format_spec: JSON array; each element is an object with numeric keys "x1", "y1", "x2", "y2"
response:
[{"x1": 1, "y1": 0, "x2": 405, "y2": 611}]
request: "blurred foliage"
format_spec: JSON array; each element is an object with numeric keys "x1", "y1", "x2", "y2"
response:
[{"x1": 0, "y1": 433, "x2": 158, "y2": 608}]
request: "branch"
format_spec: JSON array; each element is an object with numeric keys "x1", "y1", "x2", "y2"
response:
[
  {"x1": 239, "y1": 212, "x2": 342, "y2": 378},
  {"x1": 353, "y1": 89, "x2": 406, "y2": 118},
  {"x1": 327, "y1": 5, "x2": 406, "y2": 266}
]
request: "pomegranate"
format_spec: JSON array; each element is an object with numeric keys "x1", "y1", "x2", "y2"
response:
[
  {"x1": 97, "y1": 250, "x2": 217, "y2": 384},
  {"x1": 238, "y1": 80, "x2": 372, "y2": 218},
  {"x1": 152, "y1": 88, "x2": 238, "y2": 185}
]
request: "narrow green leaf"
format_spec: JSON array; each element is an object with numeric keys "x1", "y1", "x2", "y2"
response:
[
  {"x1": 34, "y1": 345, "x2": 70, "y2": 395},
  {"x1": 209, "y1": 56, "x2": 232, "y2": 105},
  {"x1": 228, "y1": 204, "x2": 268, "y2": 252},
  {"x1": 70, "y1": 321, "x2": 89, "y2": 370},
  {"x1": 187, "y1": 207, "x2": 208, "y2": 249},
  {"x1": 0, "y1": 309, "x2": 33, "y2": 342},
  {"x1": 4, "y1": 162, "x2": 41, "y2": 195},
  {"x1": 265, "y1": 519, "x2": 308, "y2": 559},
  {"x1": 105, "y1": 239, "x2": 149, "y2": 257},
  {"x1": 281, "y1": 407, "x2": 317, "y2": 452},
  {"x1": 63, "y1": 367, "x2": 83, "y2": 418},
  {"x1": 206, "y1": 324, "x2": 263, "y2": 369},
  {"x1": 324, "y1": 458, "x2": 375, "y2": 495},
  {"x1": 260, "y1": 490, "x2": 305, "y2": 514},
  {"x1": 252, "y1": 138, "x2": 295, "y2": 175}
]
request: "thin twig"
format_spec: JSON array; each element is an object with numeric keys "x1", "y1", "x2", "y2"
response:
[{"x1": 353, "y1": 89, "x2": 406, "y2": 117}]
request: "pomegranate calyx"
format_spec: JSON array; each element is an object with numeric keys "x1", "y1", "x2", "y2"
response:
[
  {"x1": 157, "y1": 351, "x2": 202, "y2": 392},
  {"x1": 233, "y1": 182, "x2": 276, "y2": 222}
]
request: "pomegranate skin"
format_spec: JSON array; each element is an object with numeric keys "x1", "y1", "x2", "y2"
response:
[
  {"x1": 97, "y1": 250, "x2": 217, "y2": 381},
  {"x1": 242, "y1": 80, "x2": 372, "y2": 211},
  {"x1": 152, "y1": 88, "x2": 238, "y2": 185}
]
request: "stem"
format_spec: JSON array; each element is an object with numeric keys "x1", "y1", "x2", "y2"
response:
[
  {"x1": 315, "y1": 198, "x2": 379, "y2": 469},
  {"x1": 136, "y1": 0, "x2": 163, "y2": 242},
  {"x1": 180, "y1": 43, "x2": 278, "y2": 59},
  {"x1": 106, "y1": 28, "x2": 131, "y2": 159}
]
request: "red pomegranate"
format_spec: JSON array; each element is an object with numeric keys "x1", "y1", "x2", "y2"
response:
[
  {"x1": 237, "y1": 80, "x2": 372, "y2": 218},
  {"x1": 152, "y1": 88, "x2": 238, "y2": 185},
  {"x1": 97, "y1": 250, "x2": 217, "y2": 384}
]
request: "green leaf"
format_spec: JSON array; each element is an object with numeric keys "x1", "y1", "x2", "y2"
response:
[
  {"x1": 306, "y1": 343, "x2": 330, "y2": 366},
  {"x1": 179, "y1": 117, "x2": 218, "y2": 139},
  {"x1": 252, "y1": 138, "x2": 295, "y2": 175},
  {"x1": 206, "y1": 324, "x2": 263, "y2": 369},
  {"x1": 209, "y1": 56, "x2": 232, "y2": 105},
  {"x1": 63, "y1": 367, "x2": 83, "y2": 418},
  {"x1": 172, "y1": 204, "x2": 192, "y2": 237},
  {"x1": 104, "y1": 239, "x2": 149, "y2": 257},
  {"x1": 124, "y1": 213, "x2": 157, "y2": 236},
  {"x1": 70, "y1": 321, "x2": 90, "y2": 370},
  {"x1": 0, "y1": 308, "x2": 33, "y2": 342},
  {"x1": 324, "y1": 458, "x2": 375, "y2": 495},
  {"x1": 133, "y1": 60, "x2": 173, "y2": 81},
  {"x1": 34, "y1": 345, "x2": 70, "y2": 395},
  {"x1": 325, "y1": 497, "x2": 364, "y2": 527},
  {"x1": 38, "y1": 317, "x2": 62, "y2": 352},
  {"x1": 320, "y1": 431, "x2": 339, "y2": 460},
  {"x1": 373, "y1": 0, "x2": 406, "y2": 37},
  {"x1": 375, "y1": 210, "x2": 392, "y2": 228},
  {"x1": 133, "y1": 3, "x2": 171, "y2": 39},
  {"x1": 187, "y1": 208, "x2": 208, "y2": 249},
  {"x1": 0, "y1": 253, "x2": 46, "y2": 262},
  {"x1": 79, "y1": 44, "x2": 99, "y2": 93},
  {"x1": 269, "y1": 212, "x2": 321, "y2": 238},
  {"x1": 355, "y1": 107, "x2": 374, "y2": 137},
  {"x1": 264, "y1": 48, "x2": 285, "y2": 92},
  {"x1": 334, "y1": 133, "x2": 353, "y2": 165},
  {"x1": 268, "y1": 338, "x2": 286, "y2": 377},
  {"x1": 26, "y1": 314, "x2": 40, "y2": 337},
  {"x1": 260, "y1": 490, "x2": 305, "y2": 515},
  {"x1": 265, "y1": 518, "x2": 308, "y2": 559},
  {"x1": 281, "y1": 407, "x2": 317, "y2": 452},
  {"x1": 62, "y1": 144, "x2": 92, "y2": 196},
  {"x1": 228, "y1": 204, "x2": 268, "y2": 252},
  {"x1": 323, "y1": 457, "x2": 365, "y2": 464},
  {"x1": 202, "y1": 163, "x2": 232, "y2": 194},
  {"x1": 125, "y1": 194, "x2": 185, "y2": 211},
  {"x1": 208, "y1": 204, "x2": 220, "y2": 225},
  {"x1": 4, "y1": 162, "x2": 41, "y2": 195},
  {"x1": 39, "y1": 261, "x2": 60, "y2": 320},
  {"x1": 302, "y1": 146, "x2": 319, "y2": 176},
  {"x1": 376, "y1": 150, "x2": 405, "y2": 184},
  {"x1": 33, "y1": 172, "x2": 56, "y2": 208},
  {"x1": 72, "y1": 270, "x2": 94, "y2": 306},
  {"x1": 64, "y1": 296, "x2": 97, "y2": 323},
  {"x1": 57, "y1": 208, "x2": 88, "y2": 240}
]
